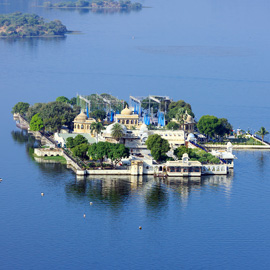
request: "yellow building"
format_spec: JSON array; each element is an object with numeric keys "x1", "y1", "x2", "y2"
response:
[
  {"x1": 114, "y1": 106, "x2": 140, "y2": 129},
  {"x1": 73, "y1": 112, "x2": 96, "y2": 133}
]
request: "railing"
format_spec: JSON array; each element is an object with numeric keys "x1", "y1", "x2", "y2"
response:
[
  {"x1": 189, "y1": 141, "x2": 209, "y2": 152},
  {"x1": 252, "y1": 135, "x2": 270, "y2": 146}
]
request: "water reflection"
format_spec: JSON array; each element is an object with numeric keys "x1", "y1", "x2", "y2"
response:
[
  {"x1": 143, "y1": 179, "x2": 168, "y2": 214},
  {"x1": 44, "y1": 7, "x2": 139, "y2": 15},
  {"x1": 257, "y1": 151, "x2": 267, "y2": 171},
  {"x1": 66, "y1": 174, "x2": 234, "y2": 212},
  {"x1": 1, "y1": 36, "x2": 66, "y2": 47},
  {"x1": 11, "y1": 130, "x2": 235, "y2": 209}
]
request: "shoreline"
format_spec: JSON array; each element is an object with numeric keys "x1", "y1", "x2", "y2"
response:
[
  {"x1": 0, "y1": 31, "x2": 79, "y2": 39},
  {"x1": 35, "y1": 5, "x2": 146, "y2": 10},
  {"x1": 203, "y1": 144, "x2": 270, "y2": 150}
]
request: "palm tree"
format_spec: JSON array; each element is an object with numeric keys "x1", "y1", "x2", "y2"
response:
[
  {"x1": 175, "y1": 108, "x2": 186, "y2": 126},
  {"x1": 111, "y1": 123, "x2": 124, "y2": 142},
  {"x1": 90, "y1": 122, "x2": 104, "y2": 142},
  {"x1": 256, "y1": 127, "x2": 269, "y2": 142}
]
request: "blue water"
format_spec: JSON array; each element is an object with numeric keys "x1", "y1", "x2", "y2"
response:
[{"x1": 1, "y1": 0, "x2": 270, "y2": 269}]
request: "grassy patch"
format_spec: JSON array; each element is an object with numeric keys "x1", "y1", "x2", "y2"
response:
[{"x1": 43, "y1": 155, "x2": 67, "y2": 164}]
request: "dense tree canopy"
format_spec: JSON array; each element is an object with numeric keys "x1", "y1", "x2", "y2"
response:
[
  {"x1": 90, "y1": 110, "x2": 106, "y2": 121},
  {"x1": 174, "y1": 146, "x2": 220, "y2": 164},
  {"x1": 44, "y1": 0, "x2": 142, "y2": 10},
  {"x1": 29, "y1": 113, "x2": 44, "y2": 131},
  {"x1": 88, "y1": 141, "x2": 129, "y2": 167},
  {"x1": 74, "y1": 134, "x2": 88, "y2": 146},
  {"x1": 56, "y1": 96, "x2": 70, "y2": 103},
  {"x1": 108, "y1": 143, "x2": 130, "y2": 167},
  {"x1": 69, "y1": 97, "x2": 77, "y2": 106},
  {"x1": 18, "y1": 100, "x2": 80, "y2": 133},
  {"x1": 66, "y1": 134, "x2": 88, "y2": 148},
  {"x1": 26, "y1": 103, "x2": 44, "y2": 120},
  {"x1": 197, "y1": 115, "x2": 232, "y2": 138},
  {"x1": 166, "y1": 121, "x2": 180, "y2": 130},
  {"x1": 88, "y1": 142, "x2": 111, "y2": 165},
  {"x1": 145, "y1": 134, "x2": 170, "y2": 161},
  {"x1": 72, "y1": 143, "x2": 89, "y2": 159},
  {"x1": 166, "y1": 100, "x2": 194, "y2": 122},
  {"x1": 0, "y1": 12, "x2": 67, "y2": 38},
  {"x1": 12, "y1": 102, "x2": 30, "y2": 115},
  {"x1": 36, "y1": 101, "x2": 78, "y2": 132}
]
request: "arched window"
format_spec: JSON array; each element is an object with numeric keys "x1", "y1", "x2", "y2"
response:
[
  {"x1": 135, "y1": 120, "x2": 137, "y2": 124},
  {"x1": 81, "y1": 124, "x2": 84, "y2": 129},
  {"x1": 78, "y1": 125, "x2": 80, "y2": 129},
  {"x1": 131, "y1": 120, "x2": 133, "y2": 124},
  {"x1": 126, "y1": 120, "x2": 129, "y2": 124}
]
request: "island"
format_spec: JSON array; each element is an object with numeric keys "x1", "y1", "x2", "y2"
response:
[
  {"x1": 43, "y1": 0, "x2": 142, "y2": 11},
  {"x1": 11, "y1": 93, "x2": 245, "y2": 177},
  {"x1": 0, "y1": 12, "x2": 68, "y2": 38}
]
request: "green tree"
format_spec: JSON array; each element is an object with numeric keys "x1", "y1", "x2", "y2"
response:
[
  {"x1": 26, "y1": 103, "x2": 43, "y2": 121},
  {"x1": 216, "y1": 118, "x2": 233, "y2": 137},
  {"x1": 72, "y1": 143, "x2": 89, "y2": 159},
  {"x1": 197, "y1": 115, "x2": 220, "y2": 138},
  {"x1": 145, "y1": 134, "x2": 170, "y2": 161},
  {"x1": 108, "y1": 143, "x2": 129, "y2": 167},
  {"x1": 56, "y1": 96, "x2": 70, "y2": 103},
  {"x1": 166, "y1": 121, "x2": 180, "y2": 130},
  {"x1": 111, "y1": 123, "x2": 124, "y2": 142},
  {"x1": 39, "y1": 101, "x2": 77, "y2": 131},
  {"x1": 90, "y1": 122, "x2": 104, "y2": 142},
  {"x1": 43, "y1": 116, "x2": 62, "y2": 132},
  {"x1": 175, "y1": 107, "x2": 186, "y2": 125},
  {"x1": 74, "y1": 134, "x2": 88, "y2": 146},
  {"x1": 174, "y1": 146, "x2": 220, "y2": 164},
  {"x1": 88, "y1": 142, "x2": 110, "y2": 166},
  {"x1": 66, "y1": 137, "x2": 75, "y2": 148},
  {"x1": 12, "y1": 102, "x2": 30, "y2": 115},
  {"x1": 69, "y1": 97, "x2": 77, "y2": 106},
  {"x1": 256, "y1": 127, "x2": 269, "y2": 141},
  {"x1": 29, "y1": 113, "x2": 44, "y2": 131},
  {"x1": 90, "y1": 110, "x2": 106, "y2": 121},
  {"x1": 174, "y1": 146, "x2": 192, "y2": 159},
  {"x1": 166, "y1": 100, "x2": 194, "y2": 122}
]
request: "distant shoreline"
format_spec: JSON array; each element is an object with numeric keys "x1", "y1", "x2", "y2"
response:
[
  {"x1": 36, "y1": 5, "x2": 146, "y2": 9},
  {"x1": 0, "y1": 31, "x2": 80, "y2": 39}
]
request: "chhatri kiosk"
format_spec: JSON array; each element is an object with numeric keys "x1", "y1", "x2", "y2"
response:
[
  {"x1": 114, "y1": 106, "x2": 140, "y2": 129},
  {"x1": 73, "y1": 111, "x2": 96, "y2": 134}
]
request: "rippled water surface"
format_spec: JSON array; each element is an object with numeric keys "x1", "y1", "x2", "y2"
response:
[{"x1": 1, "y1": 0, "x2": 270, "y2": 269}]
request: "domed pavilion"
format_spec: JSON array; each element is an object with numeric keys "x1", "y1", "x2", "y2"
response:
[
  {"x1": 114, "y1": 105, "x2": 140, "y2": 129},
  {"x1": 73, "y1": 111, "x2": 96, "y2": 133}
]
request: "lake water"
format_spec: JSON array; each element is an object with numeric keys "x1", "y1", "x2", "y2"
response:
[{"x1": 1, "y1": 0, "x2": 270, "y2": 269}]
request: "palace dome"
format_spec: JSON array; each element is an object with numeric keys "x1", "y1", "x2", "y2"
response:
[
  {"x1": 140, "y1": 123, "x2": 148, "y2": 132},
  {"x1": 74, "y1": 112, "x2": 87, "y2": 122},
  {"x1": 186, "y1": 114, "x2": 194, "y2": 123},
  {"x1": 187, "y1": 133, "x2": 196, "y2": 142},
  {"x1": 121, "y1": 106, "x2": 132, "y2": 115}
]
